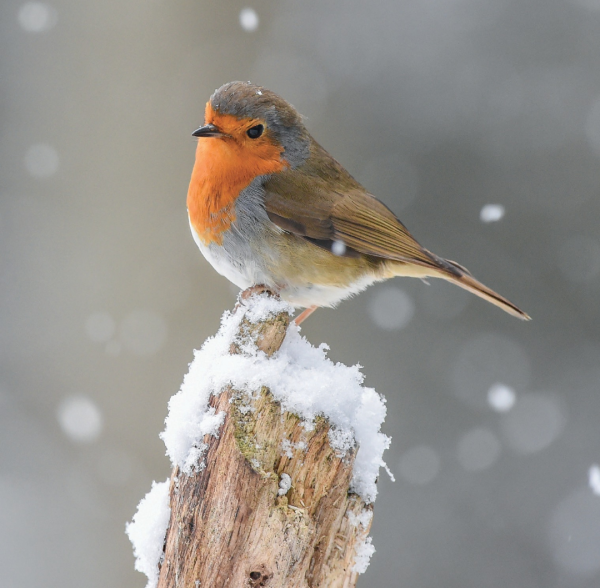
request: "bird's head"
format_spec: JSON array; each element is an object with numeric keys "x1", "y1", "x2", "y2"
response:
[{"x1": 192, "y1": 81, "x2": 310, "y2": 170}]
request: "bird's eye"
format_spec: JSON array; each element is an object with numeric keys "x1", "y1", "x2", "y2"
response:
[{"x1": 247, "y1": 124, "x2": 264, "y2": 139}]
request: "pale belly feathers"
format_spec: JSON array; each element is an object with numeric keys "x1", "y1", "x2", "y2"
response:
[{"x1": 189, "y1": 178, "x2": 384, "y2": 309}]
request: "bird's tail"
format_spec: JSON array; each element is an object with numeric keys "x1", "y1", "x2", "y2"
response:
[
  {"x1": 432, "y1": 255, "x2": 530, "y2": 320},
  {"x1": 387, "y1": 254, "x2": 530, "y2": 320}
]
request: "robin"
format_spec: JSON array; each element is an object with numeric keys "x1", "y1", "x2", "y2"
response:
[{"x1": 188, "y1": 81, "x2": 529, "y2": 324}]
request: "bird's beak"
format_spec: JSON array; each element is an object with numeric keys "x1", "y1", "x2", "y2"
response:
[{"x1": 192, "y1": 124, "x2": 225, "y2": 138}]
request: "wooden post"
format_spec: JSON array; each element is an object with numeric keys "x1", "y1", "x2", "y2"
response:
[{"x1": 156, "y1": 296, "x2": 373, "y2": 588}]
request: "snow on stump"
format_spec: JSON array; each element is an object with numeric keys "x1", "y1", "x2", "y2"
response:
[{"x1": 128, "y1": 290, "x2": 390, "y2": 588}]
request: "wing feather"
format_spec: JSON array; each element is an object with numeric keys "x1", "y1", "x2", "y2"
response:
[
  {"x1": 263, "y1": 141, "x2": 438, "y2": 269},
  {"x1": 262, "y1": 140, "x2": 529, "y2": 320}
]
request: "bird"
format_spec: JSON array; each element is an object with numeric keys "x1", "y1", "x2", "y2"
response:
[{"x1": 187, "y1": 81, "x2": 530, "y2": 324}]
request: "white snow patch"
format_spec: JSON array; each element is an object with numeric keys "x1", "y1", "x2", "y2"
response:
[
  {"x1": 348, "y1": 508, "x2": 373, "y2": 529},
  {"x1": 278, "y1": 473, "x2": 292, "y2": 496},
  {"x1": 281, "y1": 439, "x2": 307, "y2": 458},
  {"x1": 160, "y1": 294, "x2": 390, "y2": 503},
  {"x1": 348, "y1": 508, "x2": 375, "y2": 573},
  {"x1": 126, "y1": 479, "x2": 171, "y2": 588},
  {"x1": 353, "y1": 536, "x2": 375, "y2": 573},
  {"x1": 589, "y1": 465, "x2": 600, "y2": 495}
]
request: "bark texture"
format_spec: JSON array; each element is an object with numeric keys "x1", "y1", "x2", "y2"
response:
[{"x1": 157, "y1": 295, "x2": 373, "y2": 588}]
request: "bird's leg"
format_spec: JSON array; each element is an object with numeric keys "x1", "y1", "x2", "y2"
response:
[
  {"x1": 294, "y1": 306, "x2": 318, "y2": 326},
  {"x1": 240, "y1": 284, "x2": 278, "y2": 301},
  {"x1": 234, "y1": 285, "x2": 279, "y2": 313}
]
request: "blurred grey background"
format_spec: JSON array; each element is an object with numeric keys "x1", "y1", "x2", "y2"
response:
[{"x1": 2, "y1": 0, "x2": 600, "y2": 586}]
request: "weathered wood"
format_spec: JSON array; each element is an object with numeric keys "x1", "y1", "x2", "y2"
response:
[{"x1": 157, "y1": 295, "x2": 372, "y2": 588}]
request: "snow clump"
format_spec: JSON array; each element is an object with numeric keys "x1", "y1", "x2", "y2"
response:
[
  {"x1": 126, "y1": 479, "x2": 171, "y2": 588},
  {"x1": 160, "y1": 294, "x2": 391, "y2": 503}
]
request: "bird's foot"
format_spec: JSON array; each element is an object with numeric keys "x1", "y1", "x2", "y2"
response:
[
  {"x1": 235, "y1": 285, "x2": 280, "y2": 313},
  {"x1": 240, "y1": 284, "x2": 279, "y2": 301}
]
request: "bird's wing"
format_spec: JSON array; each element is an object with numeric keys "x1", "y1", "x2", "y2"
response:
[
  {"x1": 263, "y1": 141, "x2": 444, "y2": 270},
  {"x1": 264, "y1": 141, "x2": 530, "y2": 320}
]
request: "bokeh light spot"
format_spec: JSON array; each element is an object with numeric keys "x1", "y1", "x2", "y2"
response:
[
  {"x1": 239, "y1": 8, "x2": 259, "y2": 32},
  {"x1": 57, "y1": 396, "x2": 103, "y2": 443},
  {"x1": 480, "y1": 204, "x2": 505, "y2": 223},
  {"x1": 332, "y1": 240, "x2": 346, "y2": 256},
  {"x1": 398, "y1": 445, "x2": 440, "y2": 485},
  {"x1": 487, "y1": 382, "x2": 516, "y2": 412},
  {"x1": 119, "y1": 309, "x2": 167, "y2": 356},
  {"x1": 24, "y1": 143, "x2": 59, "y2": 178},
  {"x1": 85, "y1": 312, "x2": 116, "y2": 344},
  {"x1": 18, "y1": 2, "x2": 57, "y2": 32},
  {"x1": 588, "y1": 465, "x2": 600, "y2": 495},
  {"x1": 501, "y1": 393, "x2": 565, "y2": 455},
  {"x1": 368, "y1": 286, "x2": 415, "y2": 330},
  {"x1": 457, "y1": 427, "x2": 501, "y2": 471}
]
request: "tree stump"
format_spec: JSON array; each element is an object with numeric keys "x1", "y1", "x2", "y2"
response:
[{"x1": 156, "y1": 295, "x2": 373, "y2": 588}]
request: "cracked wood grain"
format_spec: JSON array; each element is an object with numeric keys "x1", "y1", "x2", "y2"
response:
[{"x1": 157, "y1": 293, "x2": 372, "y2": 588}]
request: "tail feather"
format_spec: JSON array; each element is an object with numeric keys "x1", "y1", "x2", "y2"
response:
[
  {"x1": 439, "y1": 258, "x2": 530, "y2": 320},
  {"x1": 387, "y1": 252, "x2": 530, "y2": 320}
]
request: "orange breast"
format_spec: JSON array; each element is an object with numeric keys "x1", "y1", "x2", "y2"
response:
[{"x1": 187, "y1": 111, "x2": 289, "y2": 246}]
